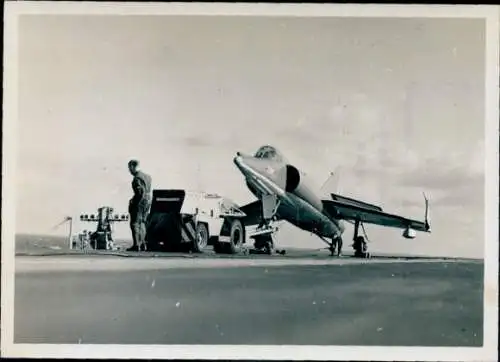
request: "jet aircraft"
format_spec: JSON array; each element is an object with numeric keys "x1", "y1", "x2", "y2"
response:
[{"x1": 233, "y1": 145, "x2": 431, "y2": 256}]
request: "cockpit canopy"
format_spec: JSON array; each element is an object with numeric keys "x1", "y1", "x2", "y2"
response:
[{"x1": 253, "y1": 145, "x2": 286, "y2": 163}]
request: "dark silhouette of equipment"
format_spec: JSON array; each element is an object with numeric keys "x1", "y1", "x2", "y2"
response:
[
  {"x1": 79, "y1": 207, "x2": 129, "y2": 250},
  {"x1": 145, "y1": 189, "x2": 247, "y2": 254}
]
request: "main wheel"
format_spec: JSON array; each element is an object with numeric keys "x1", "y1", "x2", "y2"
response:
[
  {"x1": 330, "y1": 237, "x2": 343, "y2": 257},
  {"x1": 226, "y1": 219, "x2": 244, "y2": 254},
  {"x1": 192, "y1": 223, "x2": 209, "y2": 253}
]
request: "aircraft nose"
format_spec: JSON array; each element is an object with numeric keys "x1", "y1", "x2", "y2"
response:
[
  {"x1": 233, "y1": 154, "x2": 244, "y2": 169},
  {"x1": 233, "y1": 153, "x2": 259, "y2": 176}
]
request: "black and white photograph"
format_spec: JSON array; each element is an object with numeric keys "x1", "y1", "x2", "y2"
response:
[{"x1": 2, "y1": 2, "x2": 498, "y2": 361}]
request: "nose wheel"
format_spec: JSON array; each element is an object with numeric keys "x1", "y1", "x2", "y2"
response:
[
  {"x1": 250, "y1": 225, "x2": 277, "y2": 255},
  {"x1": 328, "y1": 245, "x2": 336, "y2": 256},
  {"x1": 318, "y1": 235, "x2": 343, "y2": 257},
  {"x1": 248, "y1": 194, "x2": 283, "y2": 255}
]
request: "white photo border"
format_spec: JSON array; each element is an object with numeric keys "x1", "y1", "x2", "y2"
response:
[{"x1": 2, "y1": 2, "x2": 498, "y2": 361}]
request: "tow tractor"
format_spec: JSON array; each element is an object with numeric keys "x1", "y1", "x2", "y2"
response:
[{"x1": 145, "y1": 189, "x2": 248, "y2": 254}]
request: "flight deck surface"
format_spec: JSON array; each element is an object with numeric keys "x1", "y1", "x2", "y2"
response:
[{"x1": 14, "y1": 248, "x2": 483, "y2": 346}]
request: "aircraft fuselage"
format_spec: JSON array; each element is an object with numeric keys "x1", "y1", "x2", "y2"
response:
[{"x1": 234, "y1": 153, "x2": 344, "y2": 239}]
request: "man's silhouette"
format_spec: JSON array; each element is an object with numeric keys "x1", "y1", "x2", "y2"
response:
[{"x1": 127, "y1": 159, "x2": 152, "y2": 251}]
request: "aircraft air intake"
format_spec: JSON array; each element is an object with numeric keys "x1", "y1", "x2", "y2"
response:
[
  {"x1": 285, "y1": 165, "x2": 301, "y2": 192},
  {"x1": 284, "y1": 164, "x2": 324, "y2": 210}
]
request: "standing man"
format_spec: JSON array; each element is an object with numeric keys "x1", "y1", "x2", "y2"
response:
[
  {"x1": 127, "y1": 159, "x2": 152, "y2": 251},
  {"x1": 334, "y1": 236, "x2": 343, "y2": 257},
  {"x1": 329, "y1": 236, "x2": 343, "y2": 257}
]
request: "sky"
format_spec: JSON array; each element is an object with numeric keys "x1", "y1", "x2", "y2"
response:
[{"x1": 16, "y1": 15, "x2": 486, "y2": 258}]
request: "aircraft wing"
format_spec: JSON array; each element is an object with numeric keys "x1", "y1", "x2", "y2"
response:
[
  {"x1": 239, "y1": 199, "x2": 283, "y2": 227},
  {"x1": 322, "y1": 195, "x2": 431, "y2": 232}
]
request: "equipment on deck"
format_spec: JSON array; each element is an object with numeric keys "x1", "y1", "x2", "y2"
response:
[
  {"x1": 145, "y1": 189, "x2": 248, "y2": 254},
  {"x1": 70, "y1": 206, "x2": 129, "y2": 251}
]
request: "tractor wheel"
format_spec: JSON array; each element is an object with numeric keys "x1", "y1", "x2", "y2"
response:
[
  {"x1": 226, "y1": 219, "x2": 245, "y2": 254},
  {"x1": 192, "y1": 223, "x2": 209, "y2": 253}
]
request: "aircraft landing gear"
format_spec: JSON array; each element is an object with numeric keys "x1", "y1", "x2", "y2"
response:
[
  {"x1": 250, "y1": 219, "x2": 283, "y2": 255},
  {"x1": 352, "y1": 220, "x2": 370, "y2": 259},
  {"x1": 328, "y1": 244, "x2": 336, "y2": 256},
  {"x1": 334, "y1": 236, "x2": 343, "y2": 257},
  {"x1": 251, "y1": 233, "x2": 274, "y2": 255},
  {"x1": 319, "y1": 235, "x2": 343, "y2": 257},
  {"x1": 248, "y1": 194, "x2": 282, "y2": 255}
]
